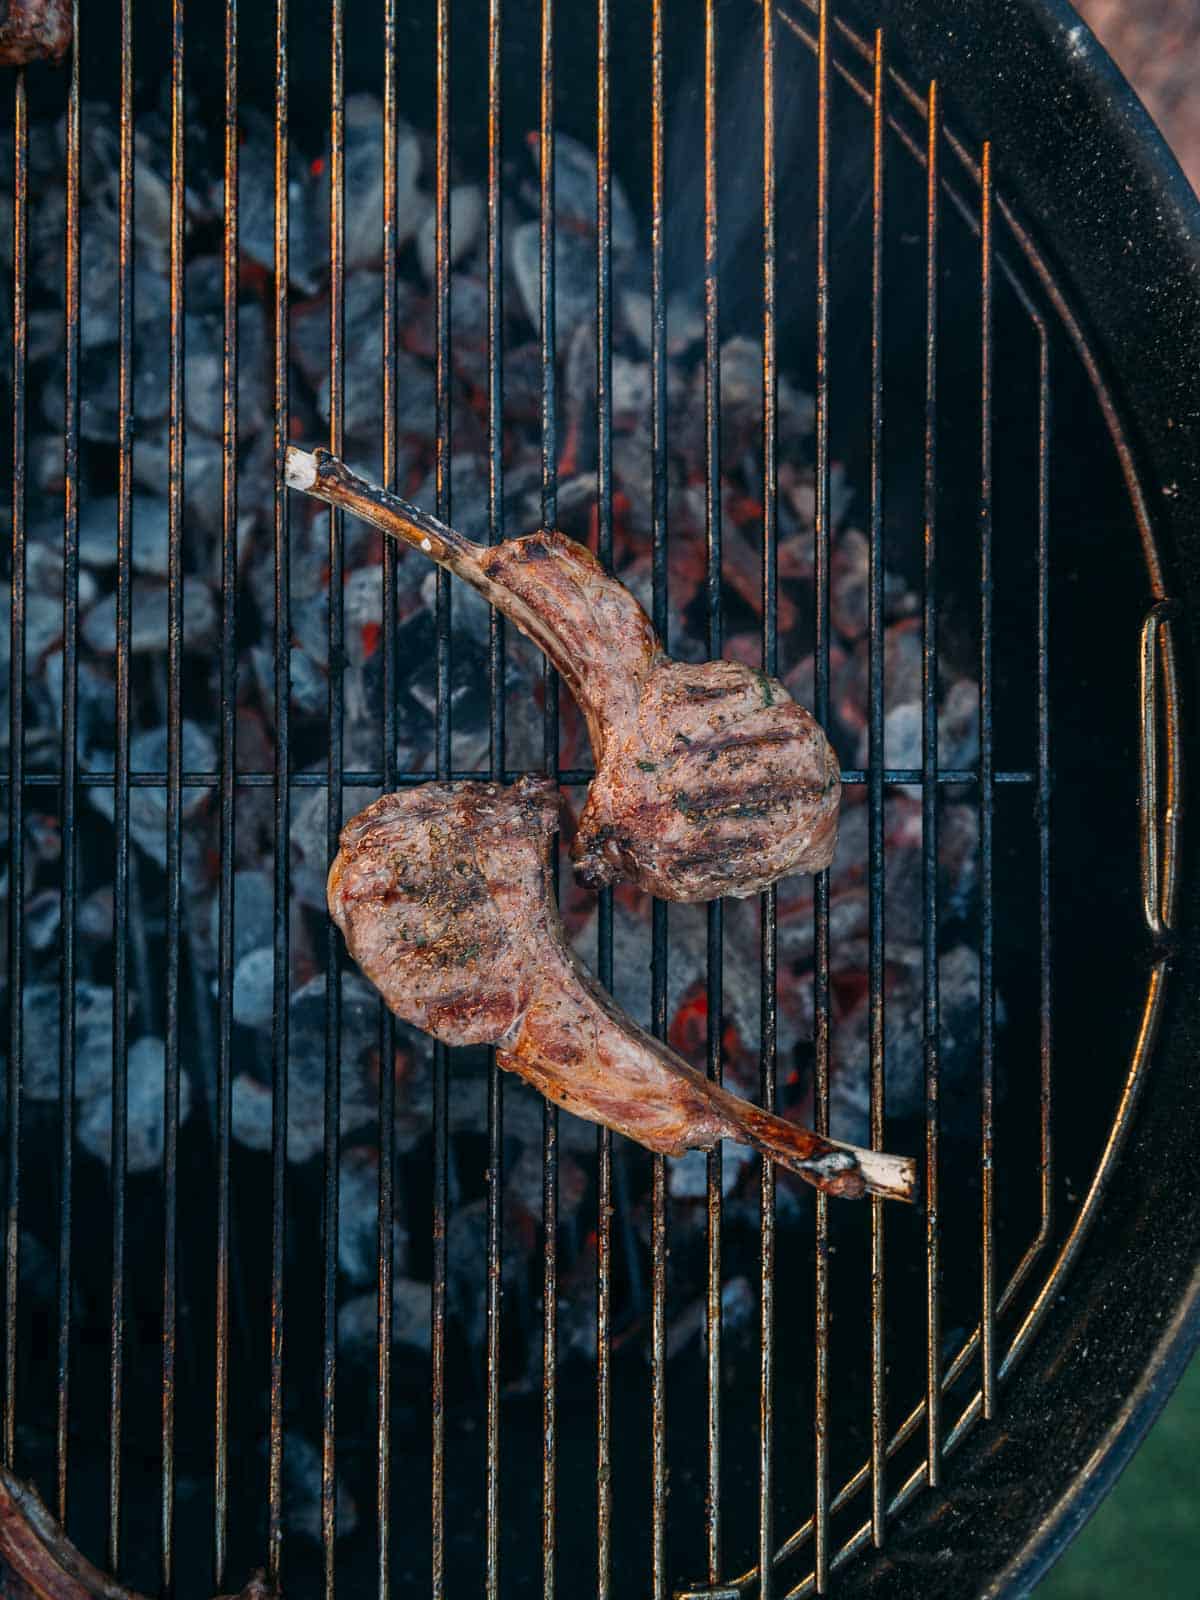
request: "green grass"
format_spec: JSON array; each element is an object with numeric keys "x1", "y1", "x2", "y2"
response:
[{"x1": 1036, "y1": 1352, "x2": 1200, "y2": 1596}]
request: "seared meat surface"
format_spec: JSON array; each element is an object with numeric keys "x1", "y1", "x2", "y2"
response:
[
  {"x1": 328, "y1": 779, "x2": 915, "y2": 1202},
  {"x1": 289, "y1": 446, "x2": 840, "y2": 902}
]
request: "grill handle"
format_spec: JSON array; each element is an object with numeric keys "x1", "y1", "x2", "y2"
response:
[{"x1": 1139, "y1": 599, "x2": 1183, "y2": 940}]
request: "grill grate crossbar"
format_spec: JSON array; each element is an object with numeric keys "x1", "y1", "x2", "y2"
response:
[{"x1": 0, "y1": 767, "x2": 1036, "y2": 789}]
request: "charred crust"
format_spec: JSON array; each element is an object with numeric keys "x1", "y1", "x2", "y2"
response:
[
  {"x1": 570, "y1": 840, "x2": 620, "y2": 888},
  {"x1": 815, "y1": 1166, "x2": 868, "y2": 1200},
  {"x1": 426, "y1": 989, "x2": 518, "y2": 1035},
  {"x1": 660, "y1": 851, "x2": 737, "y2": 879},
  {"x1": 685, "y1": 725, "x2": 801, "y2": 760},
  {"x1": 570, "y1": 820, "x2": 636, "y2": 873}
]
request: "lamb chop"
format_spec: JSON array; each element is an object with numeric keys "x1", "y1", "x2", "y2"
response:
[
  {"x1": 327, "y1": 778, "x2": 915, "y2": 1202},
  {"x1": 287, "y1": 445, "x2": 840, "y2": 903}
]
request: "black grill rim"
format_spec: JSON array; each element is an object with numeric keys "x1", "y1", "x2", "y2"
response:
[{"x1": 0, "y1": 0, "x2": 1198, "y2": 1595}]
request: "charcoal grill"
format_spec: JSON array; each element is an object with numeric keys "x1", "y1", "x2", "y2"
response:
[{"x1": 1, "y1": 0, "x2": 1198, "y2": 1596}]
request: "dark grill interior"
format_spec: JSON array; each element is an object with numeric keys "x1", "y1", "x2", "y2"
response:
[{"x1": 0, "y1": 2, "x2": 1181, "y2": 1597}]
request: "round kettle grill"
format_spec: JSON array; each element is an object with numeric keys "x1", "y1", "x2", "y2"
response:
[{"x1": 0, "y1": 1, "x2": 1197, "y2": 1597}]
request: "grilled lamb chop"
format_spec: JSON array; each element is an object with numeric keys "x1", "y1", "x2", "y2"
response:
[
  {"x1": 327, "y1": 779, "x2": 915, "y2": 1202},
  {"x1": 287, "y1": 446, "x2": 840, "y2": 902}
]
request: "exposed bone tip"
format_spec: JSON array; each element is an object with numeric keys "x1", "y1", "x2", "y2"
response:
[
  {"x1": 857, "y1": 1145, "x2": 919, "y2": 1203},
  {"x1": 284, "y1": 445, "x2": 319, "y2": 490}
]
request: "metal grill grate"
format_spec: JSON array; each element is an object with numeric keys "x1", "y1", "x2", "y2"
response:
[{"x1": 0, "y1": 2, "x2": 1182, "y2": 1598}]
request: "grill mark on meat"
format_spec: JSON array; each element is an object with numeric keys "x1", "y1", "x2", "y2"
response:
[
  {"x1": 675, "y1": 681, "x2": 748, "y2": 702},
  {"x1": 686, "y1": 726, "x2": 803, "y2": 759},
  {"x1": 656, "y1": 850, "x2": 743, "y2": 879},
  {"x1": 673, "y1": 777, "x2": 832, "y2": 821},
  {"x1": 427, "y1": 989, "x2": 522, "y2": 1038}
]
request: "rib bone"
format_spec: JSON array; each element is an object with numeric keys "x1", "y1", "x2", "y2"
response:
[
  {"x1": 288, "y1": 445, "x2": 841, "y2": 903},
  {"x1": 327, "y1": 779, "x2": 915, "y2": 1203}
]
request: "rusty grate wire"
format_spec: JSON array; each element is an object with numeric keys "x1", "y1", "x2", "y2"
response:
[{"x1": 0, "y1": 1, "x2": 1183, "y2": 1597}]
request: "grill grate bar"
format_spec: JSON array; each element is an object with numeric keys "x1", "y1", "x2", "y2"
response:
[
  {"x1": 267, "y1": 0, "x2": 291, "y2": 1577},
  {"x1": 161, "y1": 0, "x2": 187, "y2": 1580},
  {"x1": 812, "y1": 1, "x2": 833, "y2": 1590},
  {"x1": 539, "y1": 1, "x2": 558, "y2": 538},
  {"x1": 321, "y1": 5, "x2": 347, "y2": 1590},
  {"x1": 978, "y1": 141, "x2": 997, "y2": 1421},
  {"x1": 538, "y1": 6, "x2": 560, "y2": 1596},
  {"x1": 1037, "y1": 337, "x2": 1054, "y2": 1248},
  {"x1": 4, "y1": 58, "x2": 28, "y2": 1484},
  {"x1": 867, "y1": 26, "x2": 887, "y2": 1551},
  {"x1": 485, "y1": 2, "x2": 506, "y2": 1590},
  {"x1": 649, "y1": 2, "x2": 669, "y2": 1592},
  {"x1": 921, "y1": 76, "x2": 943, "y2": 1492},
  {"x1": 429, "y1": 0, "x2": 452, "y2": 1585},
  {"x1": 759, "y1": 5, "x2": 779, "y2": 1597},
  {"x1": 701, "y1": 1, "x2": 725, "y2": 1585},
  {"x1": 377, "y1": 4, "x2": 402, "y2": 1594},
  {"x1": 595, "y1": 2, "x2": 616, "y2": 1592},
  {"x1": 212, "y1": 3, "x2": 240, "y2": 1584},
  {"x1": 107, "y1": 5, "x2": 135, "y2": 1565},
  {"x1": 55, "y1": 0, "x2": 82, "y2": 1530}
]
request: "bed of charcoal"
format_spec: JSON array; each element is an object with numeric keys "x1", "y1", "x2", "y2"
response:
[{"x1": 0, "y1": 76, "x2": 1016, "y2": 1592}]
